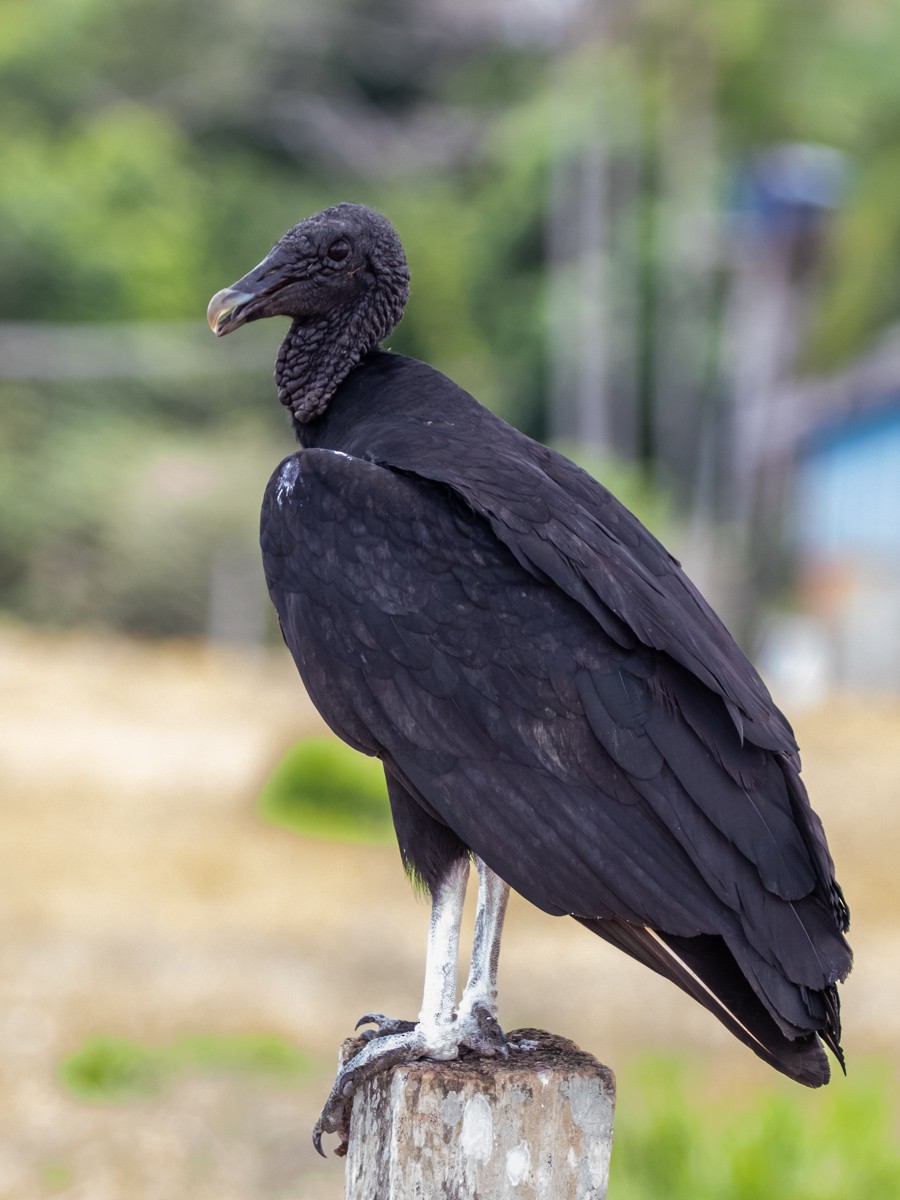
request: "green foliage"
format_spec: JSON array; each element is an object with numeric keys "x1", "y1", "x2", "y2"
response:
[
  {"x1": 0, "y1": 104, "x2": 205, "y2": 321},
  {"x1": 0, "y1": 370, "x2": 286, "y2": 634},
  {"x1": 611, "y1": 1055, "x2": 900, "y2": 1200},
  {"x1": 38, "y1": 1161, "x2": 72, "y2": 1194},
  {"x1": 59, "y1": 1031, "x2": 309, "y2": 1102},
  {"x1": 171, "y1": 1032, "x2": 310, "y2": 1079},
  {"x1": 60, "y1": 1035, "x2": 166, "y2": 1100},
  {"x1": 259, "y1": 736, "x2": 393, "y2": 843},
  {"x1": 4, "y1": 0, "x2": 900, "y2": 633},
  {"x1": 807, "y1": 144, "x2": 900, "y2": 368},
  {"x1": 3, "y1": 0, "x2": 900, "y2": 347}
]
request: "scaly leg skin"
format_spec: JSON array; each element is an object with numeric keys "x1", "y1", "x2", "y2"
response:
[
  {"x1": 313, "y1": 857, "x2": 471, "y2": 1156},
  {"x1": 454, "y1": 858, "x2": 539, "y2": 1056},
  {"x1": 455, "y1": 857, "x2": 512, "y2": 1054}
]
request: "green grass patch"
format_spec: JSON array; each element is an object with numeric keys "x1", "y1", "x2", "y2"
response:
[
  {"x1": 611, "y1": 1055, "x2": 900, "y2": 1199},
  {"x1": 258, "y1": 736, "x2": 393, "y2": 843},
  {"x1": 59, "y1": 1031, "x2": 310, "y2": 1102},
  {"x1": 39, "y1": 1162, "x2": 72, "y2": 1194}
]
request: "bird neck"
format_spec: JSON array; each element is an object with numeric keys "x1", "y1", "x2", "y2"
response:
[
  {"x1": 275, "y1": 261, "x2": 409, "y2": 423},
  {"x1": 275, "y1": 307, "x2": 372, "y2": 423}
]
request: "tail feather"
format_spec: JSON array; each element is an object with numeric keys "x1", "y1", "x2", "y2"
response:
[{"x1": 577, "y1": 916, "x2": 836, "y2": 1087}]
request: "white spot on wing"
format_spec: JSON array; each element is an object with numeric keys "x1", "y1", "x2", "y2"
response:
[{"x1": 275, "y1": 458, "x2": 300, "y2": 508}]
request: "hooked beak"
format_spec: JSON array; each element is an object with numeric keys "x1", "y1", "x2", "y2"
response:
[
  {"x1": 207, "y1": 286, "x2": 256, "y2": 337},
  {"x1": 207, "y1": 248, "x2": 299, "y2": 336}
]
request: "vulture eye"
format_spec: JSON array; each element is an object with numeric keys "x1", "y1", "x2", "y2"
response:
[{"x1": 327, "y1": 238, "x2": 351, "y2": 263}]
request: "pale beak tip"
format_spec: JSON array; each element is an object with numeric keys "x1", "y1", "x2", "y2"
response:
[{"x1": 207, "y1": 287, "x2": 250, "y2": 336}]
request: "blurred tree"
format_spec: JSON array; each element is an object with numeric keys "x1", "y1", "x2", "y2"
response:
[{"x1": 3, "y1": 0, "x2": 900, "y2": 636}]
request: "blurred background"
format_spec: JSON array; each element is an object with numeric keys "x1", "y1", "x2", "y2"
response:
[{"x1": 1, "y1": 0, "x2": 899, "y2": 1196}]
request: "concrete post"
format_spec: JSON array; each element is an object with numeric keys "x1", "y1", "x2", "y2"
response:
[{"x1": 343, "y1": 1028, "x2": 615, "y2": 1199}]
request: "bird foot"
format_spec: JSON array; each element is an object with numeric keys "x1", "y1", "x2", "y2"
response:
[
  {"x1": 312, "y1": 1005, "x2": 527, "y2": 1157},
  {"x1": 313, "y1": 1023, "x2": 452, "y2": 1157}
]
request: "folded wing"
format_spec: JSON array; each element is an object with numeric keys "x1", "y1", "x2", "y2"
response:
[{"x1": 261, "y1": 445, "x2": 851, "y2": 1085}]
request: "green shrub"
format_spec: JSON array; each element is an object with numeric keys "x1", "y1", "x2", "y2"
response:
[
  {"x1": 611, "y1": 1055, "x2": 900, "y2": 1199},
  {"x1": 59, "y1": 1032, "x2": 309, "y2": 1102},
  {"x1": 258, "y1": 736, "x2": 393, "y2": 843},
  {"x1": 59, "y1": 1036, "x2": 167, "y2": 1101}
]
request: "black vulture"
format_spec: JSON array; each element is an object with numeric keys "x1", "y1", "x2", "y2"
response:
[{"x1": 207, "y1": 203, "x2": 851, "y2": 1152}]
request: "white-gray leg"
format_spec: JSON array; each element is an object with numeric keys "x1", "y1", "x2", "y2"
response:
[
  {"x1": 417, "y1": 855, "x2": 471, "y2": 1048},
  {"x1": 459, "y1": 857, "x2": 509, "y2": 1021},
  {"x1": 456, "y1": 856, "x2": 512, "y2": 1053}
]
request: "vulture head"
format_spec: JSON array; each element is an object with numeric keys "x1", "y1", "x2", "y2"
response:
[{"x1": 207, "y1": 203, "x2": 410, "y2": 420}]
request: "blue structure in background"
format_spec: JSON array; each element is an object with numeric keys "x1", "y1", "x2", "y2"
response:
[
  {"x1": 795, "y1": 397, "x2": 900, "y2": 566},
  {"x1": 769, "y1": 385, "x2": 900, "y2": 695},
  {"x1": 731, "y1": 143, "x2": 849, "y2": 242}
]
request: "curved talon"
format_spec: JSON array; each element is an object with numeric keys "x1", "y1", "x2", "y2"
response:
[
  {"x1": 354, "y1": 1012, "x2": 387, "y2": 1030},
  {"x1": 354, "y1": 1012, "x2": 417, "y2": 1038},
  {"x1": 312, "y1": 1084, "x2": 354, "y2": 1158},
  {"x1": 313, "y1": 1111, "x2": 343, "y2": 1158}
]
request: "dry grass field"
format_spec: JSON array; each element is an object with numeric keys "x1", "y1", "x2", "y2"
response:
[{"x1": 1, "y1": 624, "x2": 898, "y2": 1199}]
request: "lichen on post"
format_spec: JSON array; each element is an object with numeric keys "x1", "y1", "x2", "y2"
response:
[{"x1": 341, "y1": 1029, "x2": 616, "y2": 1199}]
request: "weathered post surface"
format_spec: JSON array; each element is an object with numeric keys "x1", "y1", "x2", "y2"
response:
[{"x1": 343, "y1": 1028, "x2": 615, "y2": 1199}]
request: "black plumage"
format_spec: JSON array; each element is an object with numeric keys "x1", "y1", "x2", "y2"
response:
[{"x1": 209, "y1": 203, "x2": 851, "y2": 1095}]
